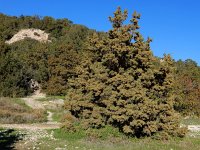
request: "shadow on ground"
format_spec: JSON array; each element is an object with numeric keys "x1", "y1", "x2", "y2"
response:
[{"x1": 0, "y1": 129, "x2": 23, "y2": 150}]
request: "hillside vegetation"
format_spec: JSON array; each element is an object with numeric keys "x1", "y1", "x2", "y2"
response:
[
  {"x1": 0, "y1": 13, "x2": 96, "y2": 96},
  {"x1": 0, "y1": 7, "x2": 200, "y2": 139}
]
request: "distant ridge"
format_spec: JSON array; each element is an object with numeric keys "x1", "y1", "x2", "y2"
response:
[{"x1": 5, "y1": 28, "x2": 51, "y2": 44}]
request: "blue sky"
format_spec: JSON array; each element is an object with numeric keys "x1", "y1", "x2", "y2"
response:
[{"x1": 0, "y1": 0, "x2": 199, "y2": 65}]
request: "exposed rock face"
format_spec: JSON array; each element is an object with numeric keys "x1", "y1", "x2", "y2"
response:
[
  {"x1": 29, "y1": 79, "x2": 40, "y2": 92},
  {"x1": 5, "y1": 28, "x2": 51, "y2": 44}
]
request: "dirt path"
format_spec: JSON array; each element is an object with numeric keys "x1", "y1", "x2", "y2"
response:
[
  {"x1": 21, "y1": 90, "x2": 64, "y2": 123},
  {"x1": 188, "y1": 125, "x2": 200, "y2": 132},
  {"x1": 21, "y1": 90, "x2": 46, "y2": 109},
  {"x1": 21, "y1": 89, "x2": 62, "y2": 125},
  {"x1": 0, "y1": 123, "x2": 61, "y2": 130},
  {"x1": 46, "y1": 111, "x2": 61, "y2": 125},
  {"x1": 0, "y1": 89, "x2": 62, "y2": 130},
  {"x1": 0, "y1": 90, "x2": 63, "y2": 149}
]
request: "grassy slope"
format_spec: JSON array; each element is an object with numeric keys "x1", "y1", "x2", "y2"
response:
[{"x1": 0, "y1": 97, "x2": 47, "y2": 124}]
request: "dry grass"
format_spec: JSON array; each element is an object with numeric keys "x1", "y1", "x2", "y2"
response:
[{"x1": 0, "y1": 97, "x2": 47, "y2": 124}]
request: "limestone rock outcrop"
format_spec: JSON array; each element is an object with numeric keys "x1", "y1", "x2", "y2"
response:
[{"x1": 5, "y1": 28, "x2": 51, "y2": 44}]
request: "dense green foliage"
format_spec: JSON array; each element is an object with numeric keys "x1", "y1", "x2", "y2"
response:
[
  {"x1": 0, "y1": 40, "x2": 33, "y2": 97},
  {"x1": 174, "y1": 59, "x2": 200, "y2": 116},
  {"x1": 64, "y1": 8, "x2": 187, "y2": 138},
  {"x1": 0, "y1": 13, "x2": 92, "y2": 96},
  {"x1": 0, "y1": 14, "x2": 72, "y2": 41}
]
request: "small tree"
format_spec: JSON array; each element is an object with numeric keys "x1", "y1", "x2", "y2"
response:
[{"x1": 64, "y1": 7, "x2": 186, "y2": 138}]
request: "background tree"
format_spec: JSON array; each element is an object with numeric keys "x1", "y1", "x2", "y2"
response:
[
  {"x1": 46, "y1": 41, "x2": 80, "y2": 95},
  {"x1": 174, "y1": 59, "x2": 200, "y2": 116},
  {"x1": 0, "y1": 40, "x2": 33, "y2": 97}
]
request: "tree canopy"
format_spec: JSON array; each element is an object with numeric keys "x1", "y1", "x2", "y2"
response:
[{"x1": 64, "y1": 7, "x2": 187, "y2": 138}]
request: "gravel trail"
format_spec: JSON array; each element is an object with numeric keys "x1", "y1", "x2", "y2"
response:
[
  {"x1": 21, "y1": 90, "x2": 46, "y2": 109},
  {"x1": 0, "y1": 90, "x2": 63, "y2": 149},
  {"x1": 0, "y1": 123, "x2": 61, "y2": 130}
]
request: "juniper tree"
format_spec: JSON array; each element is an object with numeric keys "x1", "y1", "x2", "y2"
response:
[{"x1": 64, "y1": 7, "x2": 186, "y2": 138}]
